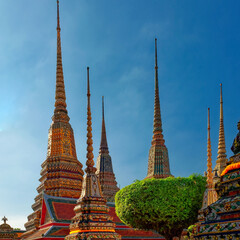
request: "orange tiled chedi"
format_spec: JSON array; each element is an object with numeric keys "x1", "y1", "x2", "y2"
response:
[
  {"x1": 65, "y1": 67, "x2": 121, "y2": 240},
  {"x1": 22, "y1": 0, "x2": 84, "y2": 238}
]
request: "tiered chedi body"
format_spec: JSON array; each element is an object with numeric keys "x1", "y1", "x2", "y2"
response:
[
  {"x1": 65, "y1": 68, "x2": 121, "y2": 240},
  {"x1": 198, "y1": 108, "x2": 218, "y2": 221},
  {"x1": 214, "y1": 84, "x2": 228, "y2": 176},
  {"x1": 146, "y1": 38, "x2": 172, "y2": 179},
  {"x1": 24, "y1": 1, "x2": 84, "y2": 233},
  {"x1": 194, "y1": 121, "x2": 240, "y2": 239},
  {"x1": 96, "y1": 97, "x2": 119, "y2": 202}
]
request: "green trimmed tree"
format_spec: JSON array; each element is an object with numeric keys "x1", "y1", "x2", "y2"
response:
[{"x1": 115, "y1": 174, "x2": 206, "y2": 240}]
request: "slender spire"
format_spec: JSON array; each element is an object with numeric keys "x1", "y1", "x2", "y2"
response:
[
  {"x1": 86, "y1": 67, "x2": 95, "y2": 173},
  {"x1": 152, "y1": 38, "x2": 164, "y2": 146},
  {"x1": 99, "y1": 96, "x2": 109, "y2": 154},
  {"x1": 57, "y1": 0, "x2": 60, "y2": 30},
  {"x1": 146, "y1": 38, "x2": 172, "y2": 179},
  {"x1": 200, "y1": 108, "x2": 218, "y2": 210},
  {"x1": 53, "y1": 0, "x2": 68, "y2": 121},
  {"x1": 216, "y1": 83, "x2": 227, "y2": 174},
  {"x1": 207, "y1": 108, "x2": 213, "y2": 188}
]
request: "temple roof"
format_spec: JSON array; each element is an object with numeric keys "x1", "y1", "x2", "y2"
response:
[{"x1": 42, "y1": 194, "x2": 77, "y2": 223}]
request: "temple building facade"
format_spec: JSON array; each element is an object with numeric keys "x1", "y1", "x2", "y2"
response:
[
  {"x1": 146, "y1": 38, "x2": 172, "y2": 179},
  {"x1": 0, "y1": 217, "x2": 24, "y2": 240},
  {"x1": 194, "y1": 120, "x2": 240, "y2": 239},
  {"x1": 194, "y1": 84, "x2": 240, "y2": 239},
  {"x1": 96, "y1": 97, "x2": 120, "y2": 202}
]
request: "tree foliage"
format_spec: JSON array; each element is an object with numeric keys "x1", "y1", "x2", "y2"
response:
[{"x1": 115, "y1": 174, "x2": 206, "y2": 240}]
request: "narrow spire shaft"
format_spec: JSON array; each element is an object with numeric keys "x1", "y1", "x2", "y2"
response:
[
  {"x1": 57, "y1": 0, "x2": 60, "y2": 30},
  {"x1": 220, "y1": 83, "x2": 223, "y2": 120},
  {"x1": 215, "y1": 83, "x2": 227, "y2": 175},
  {"x1": 207, "y1": 108, "x2": 213, "y2": 187},
  {"x1": 54, "y1": 0, "x2": 68, "y2": 121},
  {"x1": 99, "y1": 96, "x2": 109, "y2": 154},
  {"x1": 86, "y1": 67, "x2": 95, "y2": 171},
  {"x1": 155, "y1": 38, "x2": 158, "y2": 90},
  {"x1": 217, "y1": 84, "x2": 227, "y2": 161},
  {"x1": 102, "y1": 96, "x2": 105, "y2": 120},
  {"x1": 154, "y1": 38, "x2": 159, "y2": 111},
  {"x1": 201, "y1": 109, "x2": 218, "y2": 209},
  {"x1": 152, "y1": 38, "x2": 164, "y2": 146}
]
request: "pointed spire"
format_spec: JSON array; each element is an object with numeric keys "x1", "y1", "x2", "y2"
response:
[
  {"x1": 57, "y1": 0, "x2": 60, "y2": 30},
  {"x1": 146, "y1": 38, "x2": 172, "y2": 179},
  {"x1": 200, "y1": 108, "x2": 218, "y2": 209},
  {"x1": 53, "y1": 0, "x2": 69, "y2": 122},
  {"x1": 207, "y1": 108, "x2": 213, "y2": 188},
  {"x1": 86, "y1": 67, "x2": 95, "y2": 173},
  {"x1": 152, "y1": 38, "x2": 165, "y2": 146},
  {"x1": 216, "y1": 83, "x2": 227, "y2": 174},
  {"x1": 99, "y1": 96, "x2": 109, "y2": 154}
]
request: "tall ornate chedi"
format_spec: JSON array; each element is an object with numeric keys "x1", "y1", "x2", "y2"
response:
[
  {"x1": 214, "y1": 84, "x2": 228, "y2": 176},
  {"x1": 96, "y1": 97, "x2": 119, "y2": 202},
  {"x1": 194, "y1": 120, "x2": 240, "y2": 239},
  {"x1": 198, "y1": 108, "x2": 218, "y2": 221},
  {"x1": 65, "y1": 68, "x2": 121, "y2": 240},
  {"x1": 24, "y1": 0, "x2": 84, "y2": 233},
  {"x1": 146, "y1": 38, "x2": 172, "y2": 179}
]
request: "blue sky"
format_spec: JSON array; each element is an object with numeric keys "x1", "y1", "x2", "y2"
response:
[{"x1": 0, "y1": 0, "x2": 239, "y2": 229}]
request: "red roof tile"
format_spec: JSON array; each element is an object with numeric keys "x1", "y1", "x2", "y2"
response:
[
  {"x1": 49, "y1": 228, "x2": 70, "y2": 237},
  {"x1": 52, "y1": 202, "x2": 75, "y2": 221},
  {"x1": 109, "y1": 207, "x2": 122, "y2": 223},
  {"x1": 25, "y1": 227, "x2": 51, "y2": 240}
]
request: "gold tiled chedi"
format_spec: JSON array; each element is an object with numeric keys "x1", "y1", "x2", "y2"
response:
[
  {"x1": 65, "y1": 68, "x2": 120, "y2": 240},
  {"x1": 146, "y1": 38, "x2": 172, "y2": 179},
  {"x1": 23, "y1": 0, "x2": 84, "y2": 235}
]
